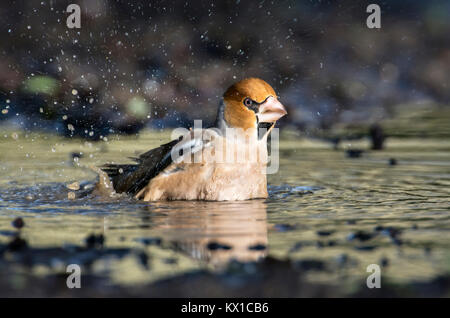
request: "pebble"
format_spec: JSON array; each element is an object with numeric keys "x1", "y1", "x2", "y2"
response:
[
  {"x1": 71, "y1": 152, "x2": 84, "y2": 160},
  {"x1": 347, "y1": 231, "x2": 375, "y2": 242},
  {"x1": 274, "y1": 224, "x2": 296, "y2": 232},
  {"x1": 317, "y1": 230, "x2": 334, "y2": 236},
  {"x1": 346, "y1": 149, "x2": 364, "y2": 158},
  {"x1": 135, "y1": 237, "x2": 162, "y2": 246},
  {"x1": 11, "y1": 217, "x2": 25, "y2": 229},
  {"x1": 355, "y1": 245, "x2": 377, "y2": 251},
  {"x1": 370, "y1": 124, "x2": 385, "y2": 150},
  {"x1": 66, "y1": 182, "x2": 80, "y2": 191},
  {"x1": 137, "y1": 252, "x2": 149, "y2": 268},
  {"x1": 85, "y1": 234, "x2": 105, "y2": 249},
  {"x1": 7, "y1": 236, "x2": 28, "y2": 252}
]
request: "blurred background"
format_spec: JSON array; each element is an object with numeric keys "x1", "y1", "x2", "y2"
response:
[{"x1": 0, "y1": 0, "x2": 449, "y2": 139}]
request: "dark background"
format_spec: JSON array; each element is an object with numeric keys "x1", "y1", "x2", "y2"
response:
[{"x1": 0, "y1": 0, "x2": 448, "y2": 139}]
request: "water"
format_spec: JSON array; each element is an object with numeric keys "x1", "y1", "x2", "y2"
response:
[{"x1": 0, "y1": 129, "x2": 449, "y2": 294}]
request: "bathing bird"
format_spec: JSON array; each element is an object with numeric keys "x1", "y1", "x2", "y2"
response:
[{"x1": 99, "y1": 78, "x2": 287, "y2": 201}]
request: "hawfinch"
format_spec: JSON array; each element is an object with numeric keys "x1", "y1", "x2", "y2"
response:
[{"x1": 99, "y1": 78, "x2": 287, "y2": 201}]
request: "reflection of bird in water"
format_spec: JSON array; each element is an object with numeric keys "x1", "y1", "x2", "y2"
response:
[{"x1": 146, "y1": 200, "x2": 268, "y2": 266}]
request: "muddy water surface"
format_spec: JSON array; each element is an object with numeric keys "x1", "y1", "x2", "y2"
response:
[{"x1": 0, "y1": 129, "x2": 449, "y2": 295}]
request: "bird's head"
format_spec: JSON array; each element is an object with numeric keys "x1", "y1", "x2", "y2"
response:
[{"x1": 222, "y1": 78, "x2": 287, "y2": 131}]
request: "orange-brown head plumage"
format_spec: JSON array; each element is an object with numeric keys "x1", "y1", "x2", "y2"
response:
[{"x1": 222, "y1": 78, "x2": 286, "y2": 130}]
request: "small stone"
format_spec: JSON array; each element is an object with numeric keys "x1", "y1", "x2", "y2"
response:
[
  {"x1": 355, "y1": 245, "x2": 376, "y2": 251},
  {"x1": 135, "y1": 237, "x2": 162, "y2": 246},
  {"x1": 7, "y1": 236, "x2": 28, "y2": 252},
  {"x1": 85, "y1": 234, "x2": 104, "y2": 249},
  {"x1": 67, "y1": 191, "x2": 76, "y2": 200},
  {"x1": 274, "y1": 224, "x2": 296, "y2": 232},
  {"x1": 138, "y1": 252, "x2": 149, "y2": 268},
  {"x1": 12, "y1": 217, "x2": 25, "y2": 229},
  {"x1": 370, "y1": 124, "x2": 385, "y2": 150},
  {"x1": 389, "y1": 158, "x2": 397, "y2": 165},
  {"x1": 317, "y1": 230, "x2": 334, "y2": 236},
  {"x1": 346, "y1": 149, "x2": 364, "y2": 158},
  {"x1": 381, "y1": 227, "x2": 402, "y2": 239},
  {"x1": 66, "y1": 182, "x2": 80, "y2": 191},
  {"x1": 347, "y1": 231, "x2": 375, "y2": 242},
  {"x1": 71, "y1": 152, "x2": 83, "y2": 159},
  {"x1": 163, "y1": 258, "x2": 178, "y2": 264}
]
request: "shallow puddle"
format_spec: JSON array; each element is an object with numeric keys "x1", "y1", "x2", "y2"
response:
[{"x1": 0, "y1": 128, "x2": 449, "y2": 295}]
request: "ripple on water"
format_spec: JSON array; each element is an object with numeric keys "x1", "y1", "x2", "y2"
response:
[{"x1": 268, "y1": 184, "x2": 323, "y2": 200}]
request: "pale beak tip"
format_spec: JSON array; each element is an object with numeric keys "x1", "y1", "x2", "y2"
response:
[{"x1": 257, "y1": 97, "x2": 287, "y2": 123}]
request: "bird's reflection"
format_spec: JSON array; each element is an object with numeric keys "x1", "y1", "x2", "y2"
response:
[{"x1": 145, "y1": 200, "x2": 268, "y2": 266}]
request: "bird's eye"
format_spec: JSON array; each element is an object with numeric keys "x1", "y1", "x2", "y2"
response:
[{"x1": 243, "y1": 98, "x2": 253, "y2": 107}]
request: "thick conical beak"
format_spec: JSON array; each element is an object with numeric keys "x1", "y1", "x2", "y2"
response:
[{"x1": 256, "y1": 96, "x2": 287, "y2": 123}]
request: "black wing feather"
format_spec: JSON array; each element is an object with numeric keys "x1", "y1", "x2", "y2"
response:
[{"x1": 100, "y1": 139, "x2": 179, "y2": 196}]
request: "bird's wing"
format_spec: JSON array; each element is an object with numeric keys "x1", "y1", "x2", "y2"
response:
[
  {"x1": 101, "y1": 138, "x2": 180, "y2": 196},
  {"x1": 100, "y1": 129, "x2": 218, "y2": 196}
]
